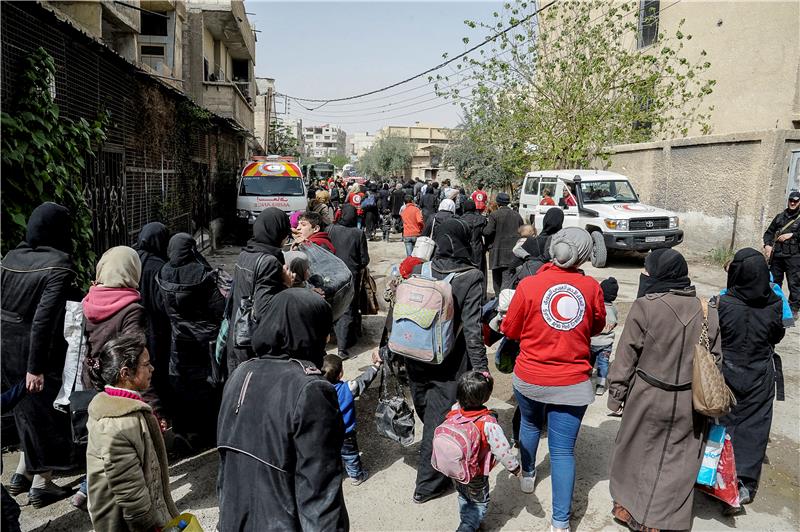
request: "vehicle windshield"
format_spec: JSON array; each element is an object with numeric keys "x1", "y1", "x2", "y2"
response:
[
  {"x1": 307, "y1": 164, "x2": 335, "y2": 180},
  {"x1": 579, "y1": 180, "x2": 638, "y2": 203},
  {"x1": 239, "y1": 176, "x2": 305, "y2": 196}
]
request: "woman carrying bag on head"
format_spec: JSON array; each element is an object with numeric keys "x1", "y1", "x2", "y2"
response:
[{"x1": 607, "y1": 249, "x2": 722, "y2": 532}]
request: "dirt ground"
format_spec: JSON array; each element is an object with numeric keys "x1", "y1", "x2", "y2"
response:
[{"x1": 5, "y1": 236, "x2": 799, "y2": 532}]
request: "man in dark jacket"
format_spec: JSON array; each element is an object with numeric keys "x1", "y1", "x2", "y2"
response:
[
  {"x1": 1, "y1": 202, "x2": 76, "y2": 506},
  {"x1": 217, "y1": 288, "x2": 349, "y2": 531},
  {"x1": 226, "y1": 208, "x2": 293, "y2": 375},
  {"x1": 764, "y1": 190, "x2": 800, "y2": 315},
  {"x1": 327, "y1": 205, "x2": 370, "y2": 359},
  {"x1": 483, "y1": 192, "x2": 523, "y2": 296},
  {"x1": 420, "y1": 183, "x2": 440, "y2": 224},
  {"x1": 136, "y1": 222, "x2": 173, "y2": 419},
  {"x1": 460, "y1": 199, "x2": 488, "y2": 295},
  {"x1": 406, "y1": 217, "x2": 488, "y2": 504}
]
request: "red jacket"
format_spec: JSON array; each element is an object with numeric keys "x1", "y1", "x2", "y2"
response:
[
  {"x1": 471, "y1": 190, "x2": 488, "y2": 212},
  {"x1": 347, "y1": 192, "x2": 364, "y2": 216},
  {"x1": 400, "y1": 204, "x2": 424, "y2": 237},
  {"x1": 501, "y1": 263, "x2": 605, "y2": 386}
]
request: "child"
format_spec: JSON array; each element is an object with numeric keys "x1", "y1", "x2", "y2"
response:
[
  {"x1": 591, "y1": 277, "x2": 619, "y2": 396},
  {"x1": 322, "y1": 352, "x2": 382, "y2": 485},
  {"x1": 438, "y1": 371, "x2": 520, "y2": 532}
]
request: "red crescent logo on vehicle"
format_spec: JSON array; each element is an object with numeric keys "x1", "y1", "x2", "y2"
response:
[{"x1": 541, "y1": 284, "x2": 586, "y2": 331}]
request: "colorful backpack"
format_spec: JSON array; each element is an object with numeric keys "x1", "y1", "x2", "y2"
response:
[
  {"x1": 431, "y1": 411, "x2": 494, "y2": 483},
  {"x1": 388, "y1": 262, "x2": 458, "y2": 364}
]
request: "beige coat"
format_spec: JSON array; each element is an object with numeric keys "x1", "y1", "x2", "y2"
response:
[
  {"x1": 607, "y1": 289, "x2": 722, "y2": 530},
  {"x1": 86, "y1": 392, "x2": 178, "y2": 531}
]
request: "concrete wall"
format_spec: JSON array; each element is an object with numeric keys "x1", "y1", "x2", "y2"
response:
[
  {"x1": 658, "y1": 1, "x2": 800, "y2": 135},
  {"x1": 602, "y1": 130, "x2": 800, "y2": 258}
]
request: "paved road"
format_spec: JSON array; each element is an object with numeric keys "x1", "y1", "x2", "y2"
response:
[{"x1": 5, "y1": 236, "x2": 799, "y2": 531}]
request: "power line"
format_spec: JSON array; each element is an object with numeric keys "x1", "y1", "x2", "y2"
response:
[
  {"x1": 280, "y1": 0, "x2": 555, "y2": 104},
  {"x1": 291, "y1": 99, "x2": 465, "y2": 126}
]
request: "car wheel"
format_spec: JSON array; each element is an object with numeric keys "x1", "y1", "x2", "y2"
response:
[{"x1": 591, "y1": 231, "x2": 607, "y2": 268}]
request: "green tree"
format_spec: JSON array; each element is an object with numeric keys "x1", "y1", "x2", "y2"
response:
[
  {"x1": 437, "y1": 0, "x2": 715, "y2": 172},
  {"x1": 357, "y1": 135, "x2": 414, "y2": 178},
  {"x1": 1, "y1": 47, "x2": 108, "y2": 288},
  {"x1": 268, "y1": 120, "x2": 301, "y2": 157}
]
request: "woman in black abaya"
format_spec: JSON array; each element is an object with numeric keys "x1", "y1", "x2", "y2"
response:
[{"x1": 717, "y1": 248, "x2": 785, "y2": 508}]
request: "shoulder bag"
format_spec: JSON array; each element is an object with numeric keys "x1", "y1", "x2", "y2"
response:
[
  {"x1": 233, "y1": 254, "x2": 265, "y2": 349},
  {"x1": 68, "y1": 318, "x2": 97, "y2": 445},
  {"x1": 692, "y1": 300, "x2": 736, "y2": 417}
]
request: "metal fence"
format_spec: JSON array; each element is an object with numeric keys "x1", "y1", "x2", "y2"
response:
[{"x1": 1, "y1": 2, "x2": 242, "y2": 256}]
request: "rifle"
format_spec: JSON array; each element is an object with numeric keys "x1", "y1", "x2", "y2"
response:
[{"x1": 766, "y1": 213, "x2": 800, "y2": 266}]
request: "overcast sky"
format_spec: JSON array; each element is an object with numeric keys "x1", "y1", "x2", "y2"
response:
[{"x1": 248, "y1": 1, "x2": 503, "y2": 134}]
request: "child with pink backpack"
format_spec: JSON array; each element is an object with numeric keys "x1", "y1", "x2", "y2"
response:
[{"x1": 432, "y1": 371, "x2": 521, "y2": 531}]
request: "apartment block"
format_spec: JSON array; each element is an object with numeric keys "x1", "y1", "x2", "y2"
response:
[{"x1": 303, "y1": 124, "x2": 347, "y2": 158}]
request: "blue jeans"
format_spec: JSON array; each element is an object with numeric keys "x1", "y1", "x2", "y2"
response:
[
  {"x1": 341, "y1": 432, "x2": 365, "y2": 479},
  {"x1": 455, "y1": 476, "x2": 489, "y2": 532},
  {"x1": 514, "y1": 389, "x2": 587, "y2": 530},
  {"x1": 404, "y1": 237, "x2": 417, "y2": 257},
  {"x1": 591, "y1": 345, "x2": 611, "y2": 381}
]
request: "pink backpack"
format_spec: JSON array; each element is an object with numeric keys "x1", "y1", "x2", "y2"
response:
[{"x1": 431, "y1": 412, "x2": 494, "y2": 483}]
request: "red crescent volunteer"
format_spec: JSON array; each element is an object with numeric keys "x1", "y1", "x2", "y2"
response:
[{"x1": 501, "y1": 263, "x2": 606, "y2": 385}]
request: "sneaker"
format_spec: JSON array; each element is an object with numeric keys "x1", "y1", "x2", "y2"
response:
[
  {"x1": 70, "y1": 490, "x2": 88, "y2": 511},
  {"x1": 520, "y1": 470, "x2": 536, "y2": 493},
  {"x1": 551, "y1": 526, "x2": 570, "y2": 532},
  {"x1": 595, "y1": 384, "x2": 607, "y2": 396},
  {"x1": 351, "y1": 471, "x2": 369, "y2": 486}
]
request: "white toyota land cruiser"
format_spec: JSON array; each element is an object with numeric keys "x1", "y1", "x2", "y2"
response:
[{"x1": 518, "y1": 170, "x2": 683, "y2": 266}]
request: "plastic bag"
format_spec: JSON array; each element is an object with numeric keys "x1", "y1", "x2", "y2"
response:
[
  {"x1": 55, "y1": 301, "x2": 87, "y2": 411},
  {"x1": 697, "y1": 434, "x2": 740, "y2": 507},
  {"x1": 696, "y1": 423, "x2": 726, "y2": 486},
  {"x1": 303, "y1": 244, "x2": 354, "y2": 321},
  {"x1": 375, "y1": 363, "x2": 415, "y2": 446}
]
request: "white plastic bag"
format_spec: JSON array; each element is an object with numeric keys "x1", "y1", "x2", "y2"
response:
[{"x1": 54, "y1": 301, "x2": 87, "y2": 411}]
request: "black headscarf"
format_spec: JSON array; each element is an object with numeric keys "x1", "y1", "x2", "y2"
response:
[
  {"x1": 637, "y1": 248, "x2": 692, "y2": 298},
  {"x1": 432, "y1": 217, "x2": 474, "y2": 271},
  {"x1": 462, "y1": 199, "x2": 476, "y2": 213},
  {"x1": 339, "y1": 204, "x2": 357, "y2": 228},
  {"x1": 540, "y1": 208, "x2": 564, "y2": 236},
  {"x1": 252, "y1": 288, "x2": 333, "y2": 367},
  {"x1": 600, "y1": 277, "x2": 619, "y2": 303},
  {"x1": 25, "y1": 202, "x2": 71, "y2": 252},
  {"x1": 167, "y1": 233, "x2": 212, "y2": 269},
  {"x1": 136, "y1": 222, "x2": 169, "y2": 263},
  {"x1": 521, "y1": 209, "x2": 564, "y2": 261},
  {"x1": 726, "y1": 248, "x2": 780, "y2": 307},
  {"x1": 245, "y1": 208, "x2": 290, "y2": 261}
]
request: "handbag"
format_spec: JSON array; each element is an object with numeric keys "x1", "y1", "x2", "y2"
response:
[
  {"x1": 692, "y1": 300, "x2": 736, "y2": 417},
  {"x1": 374, "y1": 362, "x2": 415, "y2": 446},
  {"x1": 360, "y1": 268, "x2": 380, "y2": 316},
  {"x1": 233, "y1": 254, "x2": 264, "y2": 349},
  {"x1": 67, "y1": 318, "x2": 97, "y2": 445},
  {"x1": 411, "y1": 218, "x2": 436, "y2": 261}
]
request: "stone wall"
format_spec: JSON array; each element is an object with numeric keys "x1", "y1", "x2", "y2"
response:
[{"x1": 601, "y1": 130, "x2": 800, "y2": 258}]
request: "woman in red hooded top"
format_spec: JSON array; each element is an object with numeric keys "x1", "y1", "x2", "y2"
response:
[{"x1": 501, "y1": 227, "x2": 605, "y2": 532}]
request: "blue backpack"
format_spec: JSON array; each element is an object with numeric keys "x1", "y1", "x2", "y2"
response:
[
  {"x1": 388, "y1": 262, "x2": 458, "y2": 364},
  {"x1": 362, "y1": 194, "x2": 376, "y2": 208}
]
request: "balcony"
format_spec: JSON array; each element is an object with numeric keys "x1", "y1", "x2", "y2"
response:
[
  {"x1": 196, "y1": 0, "x2": 255, "y2": 61},
  {"x1": 202, "y1": 81, "x2": 254, "y2": 132}
]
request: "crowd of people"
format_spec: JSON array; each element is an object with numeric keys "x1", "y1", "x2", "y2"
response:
[{"x1": 0, "y1": 185, "x2": 797, "y2": 532}]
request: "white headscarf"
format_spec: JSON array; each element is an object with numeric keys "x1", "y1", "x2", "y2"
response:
[{"x1": 438, "y1": 199, "x2": 456, "y2": 213}]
